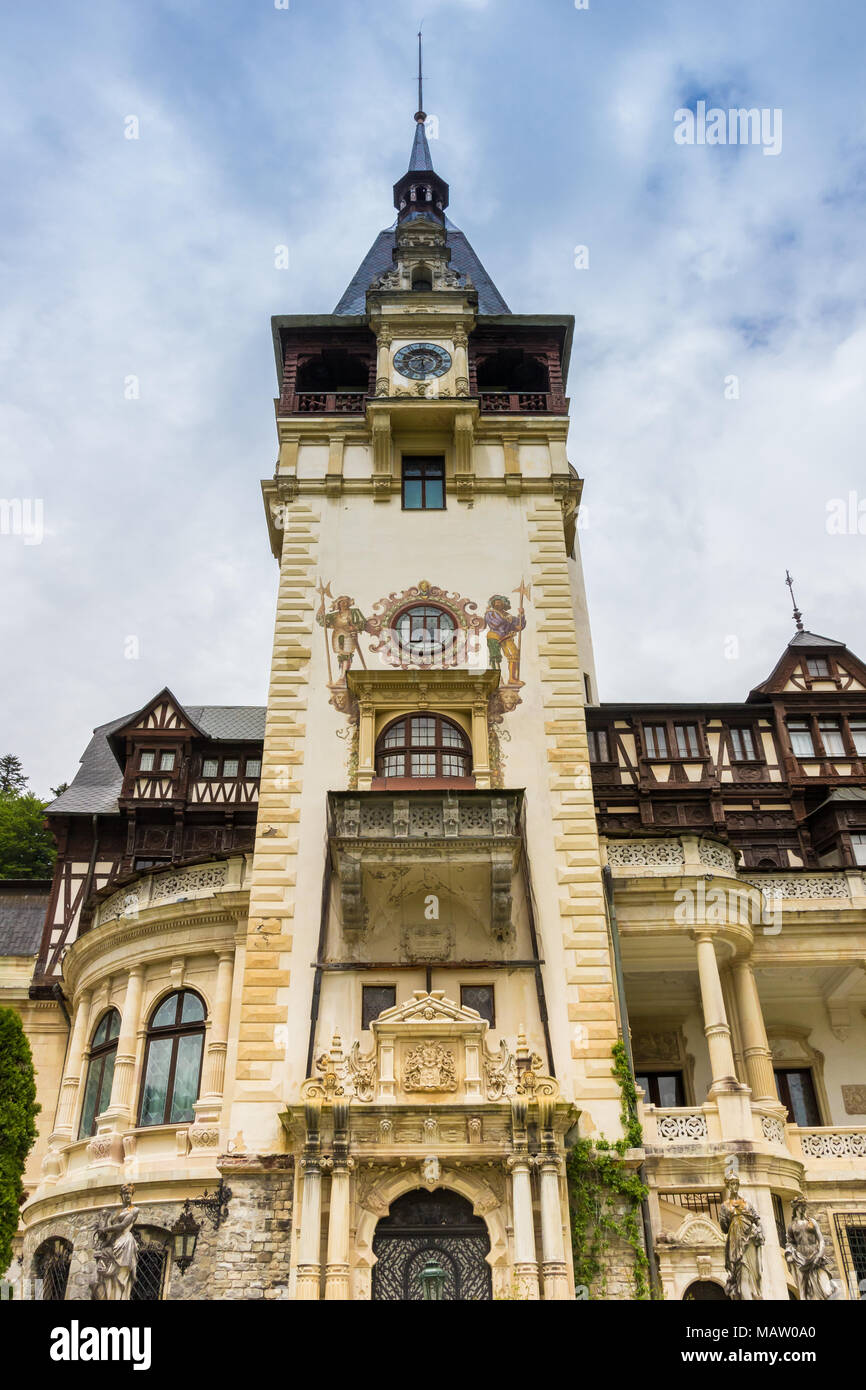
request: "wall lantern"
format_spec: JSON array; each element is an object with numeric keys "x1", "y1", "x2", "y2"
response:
[
  {"x1": 420, "y1": 1258, "x2": 447, "y2": 1300},
  {"x1": 171, "y1": 1202, "x2": 201, "y2": 1275}
]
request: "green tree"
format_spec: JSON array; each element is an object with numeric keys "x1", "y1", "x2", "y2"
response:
[
  {"x1": 0, "y1": 794, "x2": 56, "y2": 879},
  {"x1": 0, "y1": 755, "x2": 27, "y2": 796},
  {"x1": 0, "y1": 1009, "x2": 40, "y2": 1275}
]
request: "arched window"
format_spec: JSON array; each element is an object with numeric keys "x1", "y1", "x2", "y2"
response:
[
  {"x1": 376, "y1": 714, "x2": 472, "y2": 781},
  {"x1": 34, "y1": 1237, "x2": 72, "y2": 1301},
  {"x1": 78, "y1": 1009, "x2": 121, "y2": 1138},
  {"x1": 393, "y1": 604, "x2": 456, "y2": 660},
  {"x1": 138, "y1": 991, "x2": 206, "y2": 1127}
]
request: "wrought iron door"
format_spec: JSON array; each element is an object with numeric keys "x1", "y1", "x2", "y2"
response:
[
  {"x1": 34, "y1": 1237, "x2": 72, "y2": 1300},
  {"x1": 371, "y1": 1189, "x2": 492, "y2": 1301}
]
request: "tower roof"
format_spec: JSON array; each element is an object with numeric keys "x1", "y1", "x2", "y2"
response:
[
  {"x1": 333, "y1": 220, "x2": 510, "y2": 316},
  {"x1": 408, "y1": 119, "x2": 435, "y2": 173}
]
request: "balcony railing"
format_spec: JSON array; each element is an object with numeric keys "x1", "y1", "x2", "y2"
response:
[
  {"x1": 478, "y1": 391, "x2": 564, "y2": 414},
  {"x1": 291, "y1": 392, "x2": 368, "y2": 414}
]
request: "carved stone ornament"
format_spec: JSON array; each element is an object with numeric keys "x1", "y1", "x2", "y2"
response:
[
  {"x1": 784, "y1": 1197, "x2": 840, "y2": 1300},
  {"x1": 302, "y1": 1030, "x2": 377, "y2": 1103},
  {"x1": 841, "y1": 1084, "x2": 866, "y2": 1115},
  {"x1": 403, "y1": 1041, "x2": 458, "y2": 1093},
  {"x1": 719, "y1": 1174, "x2": 764, "y2": 1301},
  {"x1": 421, "y1": 1154, "x2": 441, "y2": 1186},
  {"x1": 483, "y1": 1034, "x2": 557, "y2": 1102}
]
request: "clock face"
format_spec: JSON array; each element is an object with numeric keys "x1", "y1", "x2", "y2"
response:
[{"x1": 393, "y1": 342, "x2": 453, "y2": 381}]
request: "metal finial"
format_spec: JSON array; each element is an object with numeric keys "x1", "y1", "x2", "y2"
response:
[
  {"x1": 415, "y1": 26, "x2": 426, "y2": 122},
  {"x1": 785, "y1": 570, "x2": 804, "y2": 633}
]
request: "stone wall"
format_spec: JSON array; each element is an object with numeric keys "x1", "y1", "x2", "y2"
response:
[{"x1": 21, "y1": 1157, "x2": 294, "y2": 1301}]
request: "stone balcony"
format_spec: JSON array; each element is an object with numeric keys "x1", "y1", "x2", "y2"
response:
[
  {"x1": 643, "y1": 1103, "x2": 866, "y2": 1180},
  {"x1": 327, "y1": 790, "x2": 523, "y2": 942}
]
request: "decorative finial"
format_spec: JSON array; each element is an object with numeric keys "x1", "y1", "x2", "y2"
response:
[
  {"x1": 415, "y1": 26, "x2": 426, "y2": 123},
  {"x1": 785, "y1": 570, "x2": 804, "y2": 633}
]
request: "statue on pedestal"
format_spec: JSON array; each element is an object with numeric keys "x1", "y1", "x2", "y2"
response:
[
  {"x1": 91, "y1": 1184, "x2": 140, "y2": 1300},
  {"x1": 719, "y1": 1173, "x2": 764, "y2": 1300},
  {"x1": 785, "y1": 1197, "x2": 839, "y2": 1300}
]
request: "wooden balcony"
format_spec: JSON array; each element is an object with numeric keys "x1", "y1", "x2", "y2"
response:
[
  {"x1": 289, "y1": 391, "x2": 368, "y2": 415},
  {"x1": 477, "y1": 391, "x2": 566, "y2": 414}
]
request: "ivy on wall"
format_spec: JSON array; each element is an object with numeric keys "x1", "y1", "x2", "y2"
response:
[{"x1": 565, "y1": 1041, "x2": 651, "y2": 1299}]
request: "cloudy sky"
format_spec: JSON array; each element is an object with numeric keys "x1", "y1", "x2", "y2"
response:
[{"x1": 2, "y1": 0, "x2": 865, "y2": 797}]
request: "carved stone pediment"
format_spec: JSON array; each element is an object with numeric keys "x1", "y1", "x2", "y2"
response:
[{"x1": 376, "y1": 990, "x2": 483, "y2": 1027}]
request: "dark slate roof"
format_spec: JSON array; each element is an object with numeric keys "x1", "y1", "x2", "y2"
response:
[
  {"x1": 333, "y1": 219, "x2": 511, "y2": 316},
  {"x1": 47, "y1": 706, "x2": 267, "y2": 817},
  {"x1": 806, "y1": 786, "x2": 866, "y2": 816},
  {"x1": 0, "y1": 881, "x2": 51, "y2": 957},
  {"x1": 789, "y1": 630, "x2": 845, "y2": 648},
  {"x1": 409, "y1": 121, "x2": 434, "y2": 172}
]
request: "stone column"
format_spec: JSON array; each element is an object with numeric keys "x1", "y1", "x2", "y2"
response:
[
  {"x1": 509, "y1": 1098, "x2": 540, "y2": 1298},
  {"x1": 201, "y1": 951, "x2": 235, "y2": 1100},
  {"x1": 375, "y1": 327, "x2": 392, "y2": 396},
  {"x1": 453, "y1": 329, "x2": 469, "y2": 396},
  {"x1": 471, "y1": 698, "x2": 492, "y2": 789},
  {"x1": 102, "y1": 966, "x2": 145, "y2": 1123},
  {"x1": 296, "y1": 1102, "x2": 323, "y2": 1300},
  {"x1": 52, "y1": 988, "x2": 93, "y2": 1140},
  {"x1": 732, "y1": 957, "x2": 778, "y2": 1104},
  {"x1": 692, "y1": 931, "x2": 737, "y2": 1087},
  {"x1": 537, "y1": 1153, "x2": 569, "y2": 1299},
  {"x1": 324, "y1": 1101, "x2": 353, "y2": 1301}
]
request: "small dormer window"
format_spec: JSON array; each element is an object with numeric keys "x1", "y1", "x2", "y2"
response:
[
  {"x1": 140, "y1": 752, "x2": 155, "y2": 771},
  {"x1": 159, "y1": 752, "x2": 175, "y2": 771},
  {"x1": 806, "y1": 657, "x2": 830, "y2": 677}
]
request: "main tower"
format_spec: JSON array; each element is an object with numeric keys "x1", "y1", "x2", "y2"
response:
[{"x1": 223, "y1": 82, "x2": 622, "y2": 1300}]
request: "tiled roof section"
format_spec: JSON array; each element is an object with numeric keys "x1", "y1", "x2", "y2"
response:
[
  {"x1": 0, "y1": 881, "x2": 52, "y2": 957},
  {"x1": 333, "y1": 220, "x2": 510, "y2": 316},
  {"x1": 789, "y1": 630, "x2": 845, "y2": 648},
  {"x1": 46, "y1": 706, "x2": 267, "y2": 816}
]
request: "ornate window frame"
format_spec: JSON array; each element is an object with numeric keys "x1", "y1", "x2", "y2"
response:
[
  {"x1": 348, "y1": 669, "x2": 500, "y2": 791},
  {"x1": 766, "y1": 1024, "x2": 830, "y2": 1127}
]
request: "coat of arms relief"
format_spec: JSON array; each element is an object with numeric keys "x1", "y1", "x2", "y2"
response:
[{"x1": 402, "y1": 1040, "x2": 458, "y2": 1093}]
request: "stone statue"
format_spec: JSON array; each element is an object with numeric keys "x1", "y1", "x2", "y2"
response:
[
  {"x1": 91, "y1": 1184, "x2": 140, "y2": 1300},
  {"x1": 719, "y1": 1173, "x2": 764, "y2": 1300},
  {"x1": 785, "y1": 1197, "x2": 839, "y2": 1300}
]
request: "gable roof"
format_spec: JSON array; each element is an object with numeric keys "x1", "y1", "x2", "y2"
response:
[
  {"x1": 47, "y1": 703, "x2": 267, "y2": 816},
  {"x1": 749, "y1": 628, "x2": 866, "y2": 700}
]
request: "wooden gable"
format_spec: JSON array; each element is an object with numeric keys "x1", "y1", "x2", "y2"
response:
[{"x1": 748, "y1": 634, "x2": 866, "y2": 700}]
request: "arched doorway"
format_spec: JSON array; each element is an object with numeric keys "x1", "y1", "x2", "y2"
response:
[
  {"x1": 371, "y1": 1189, "x2": 492, "y2": 1301},
  {"x1": 683, "y1": 1279, "x2": 729, "y2": 1300}
]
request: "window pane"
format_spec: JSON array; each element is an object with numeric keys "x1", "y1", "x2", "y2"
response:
[
  {"x1": 140, "y1": 752, "x2": 155, "y2": 771},
  {"x1": 807, "y1": 658, "x2": 829, "y2": 676},
  {"x1": 461, "y1": 985, "x2": 495, "y2": 1026},
  {"x1": 152, "y1": 995, "x2": 179, "y2": 1029},
  {"x1": 424, "y1": 476, "x2": 444, "y2": 508},
  {"x1": 645, "y1": 726, "x2": 667, "y2": 758},
  {"x1": 202, "y1": 759, "x2": 218, "y2": 777},
  {"x1": 634, "y1": 1074, "x2": 650, "y2": 1101},
  {"x1": 675, "y1": 725, "x2": 699, "y2": 757},
  {"x1": 383, "y1": 721, "x2": 405, "y2": 748},
  {"x1": 731, "y1": 728, "x2": 756, "y2": 761},
  {"x1": 440, "y1": 722, "x2": 464, "y2": 748},
  {"x1": 410, "y1": 753, "x2": 437, "y2": 777},
  {"x1": 381, "y1": 754, "x2": 405, "y2": 777},
  {"x1": 850, "y1": 722, "x2": 866, "y2": 756},
  {"x1": 98, "y1": 1048, "x2": 116, "y2": 1118},
  {"x1": 140, "y1": 1037, "x2": 173, "y2": 1126},
  {"x1": 181, "y1": 992, "x2": 205, "y2": 1023},
  {"x1": 169, "y1": 1033, "x2": 203, "y2": 1123},
  {"x1": 589, "y1": 730, "x2": 609, "y2": 762},
  {"x1": 79, "y1": 1057, "x2": 105, "y2": 1138},
  {"x1": 159, "y1": 752, "x2": 175, "y2": 771},
  {"x1": 851, "y1": 835, "x2": 866, "y2": 867},
  {"x1": 441, "y1": 753, "x2": 467, "y2": 778},
  {"x1": 411, "y1": 717, "x2": 437, "y2": 747},
  {"x1": 819, "y1": 721, "x2": 845, "y2": 756},
  {"x1": 779, "y1": 1070, "x2": 820, "y2": 1127},
  {"x1": 787, "y1": 722, "x2": 815, "y2": 757},
  {"x1": 362, "y1": 985, "x2": 396, "y2": 1031},
  {"x1": 223, "y1": 758, "x2": 239, "y2": 777},
  {"x1": 245, "y1": 759, "x2": 262, "y2": 778},
  {"x1": 403, "y1": 477, "x2": 423, "y2": 509},
  {"x1": 656, "y1": 1073, "x2": 684, "y2": 1107}
]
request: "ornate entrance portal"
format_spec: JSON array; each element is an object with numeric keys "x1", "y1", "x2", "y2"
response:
[{"x1": 371, "y1": 1189, "x2": 493, "y2": 1301}]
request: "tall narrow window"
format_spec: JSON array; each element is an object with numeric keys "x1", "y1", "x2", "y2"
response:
[
  {"x1": 818, "y1": 720, "x2": 845, "y2": 756},
  {"x1": 729, "y1": 727, "x2": 757, "y2": 761},
  {"x1": 850, "y1": 834, "x2": 866, "y2": 867},
  {"x1": 851, "y1": 721, "x2": 866, "y2": 756},
  {"x1": 588, "y1": 729, "x2": 610, "y2": 762},
  {"x1": 138, "y1": 991, "x2": 206, "y2": 1127},
  {"x1": 774, "y1": 1068, "x2": 820, "y2": 1126},
  {"x1": 787, "y1": 720, "x2": 815, "y2": 757},
  {"x1": 402, "y1": 457, "x2": 445, "y2": 510},
  {"x1": 643, "y1": 725, "x2": 669, "y2": 759},
  {"x1": 674, "y1": 724, "x2": 700, "y2": 758},
  {"x1": 78, "y1": 1009, "x2": 121, "y2": 1138},
  {"x1": 461, "y1": 985, "x2": 495, "y2": 1026}
]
